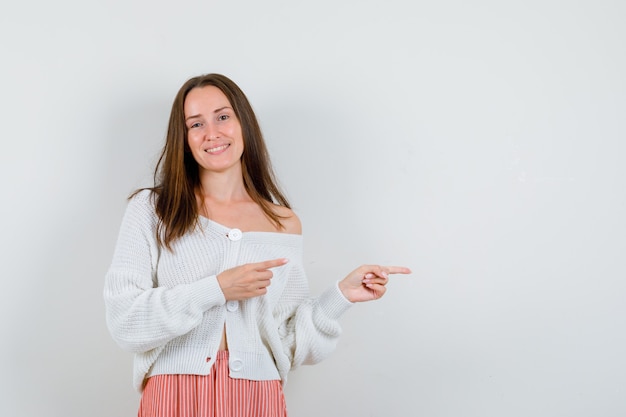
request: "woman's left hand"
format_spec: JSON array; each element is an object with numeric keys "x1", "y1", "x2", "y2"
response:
[{"x1": 338, "y1": 265, "x2": 411, "y2": 303}]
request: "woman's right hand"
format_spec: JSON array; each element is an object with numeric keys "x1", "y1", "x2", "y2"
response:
[{"x1": 217, "y1": 258, "x2": 289, "y2": 301}]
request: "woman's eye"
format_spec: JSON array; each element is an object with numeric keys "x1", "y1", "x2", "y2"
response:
[
  {"x1": 218, "y1": 114, "x2": 229, "y2": 121},
  {"x1": 189, "y1": 122, "x2": 202, "y2": 129}
]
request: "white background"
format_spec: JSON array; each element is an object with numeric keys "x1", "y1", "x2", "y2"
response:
[{"x1": 1, "y1": 1, "x2": 625, "y2": 416}]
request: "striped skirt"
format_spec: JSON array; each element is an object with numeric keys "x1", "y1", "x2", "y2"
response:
[{"x1": 138, "y1": 351, "x2": 287, "y2": 417}]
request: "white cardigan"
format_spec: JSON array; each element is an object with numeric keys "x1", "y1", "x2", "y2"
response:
[{"x1": 103, "y1": 190, "x2": 353, "y2": 392}]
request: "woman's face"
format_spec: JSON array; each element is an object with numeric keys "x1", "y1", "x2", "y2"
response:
[{"x1": 184, "y1": 86, "x2": 244, "y2": 175}]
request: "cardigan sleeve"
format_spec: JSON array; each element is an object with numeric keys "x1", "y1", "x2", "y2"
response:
[
  {"x1": 272, "y1": 261, "x2": 354, "y2": 369},
  {"x1": 103, "y1": 191, "x2": 226, "y2": 353}
]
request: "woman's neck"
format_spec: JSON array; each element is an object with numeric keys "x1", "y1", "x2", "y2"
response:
[{"x1": 197, "y1": 168, "x2": 250, "y2": 204}]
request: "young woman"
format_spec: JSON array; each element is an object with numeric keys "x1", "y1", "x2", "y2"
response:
[{"x1": 104, "y1": 73, "x2": 411, "y2": 417}]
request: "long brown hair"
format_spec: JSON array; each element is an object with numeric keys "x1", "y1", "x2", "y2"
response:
[{"x1": 133, "y1": 73, "x2": 290, "y2": 250}]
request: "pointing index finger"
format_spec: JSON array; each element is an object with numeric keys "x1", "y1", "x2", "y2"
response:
[
  {"x1": 255, "y1": 258, "x2": 290, "y2": 271},
  {"x1": 385, "y1": 266, "x2": 412, "y2": 275}
]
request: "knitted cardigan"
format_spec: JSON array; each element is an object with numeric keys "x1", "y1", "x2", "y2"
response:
[{"x1": 104, "y1": 190, "x2": 353, "y2": 392}]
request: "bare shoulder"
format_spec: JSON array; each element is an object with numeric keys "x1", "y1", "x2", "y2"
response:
[{"x1": 273, "y1": 204, "x2": 302, "y2": 235}]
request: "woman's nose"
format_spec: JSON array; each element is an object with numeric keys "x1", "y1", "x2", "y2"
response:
[{"x1": 205, "y1": 124, "x2": 220, "y2": 140}]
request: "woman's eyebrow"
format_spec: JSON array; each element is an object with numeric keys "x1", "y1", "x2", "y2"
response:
[{"x1": 185, "y1": 107, "x2": 232, "y2": 121}]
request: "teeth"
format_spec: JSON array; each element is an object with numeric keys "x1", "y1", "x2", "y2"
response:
[{"x1": 205, "y1": 144, "x2": 228, "y2": 153}]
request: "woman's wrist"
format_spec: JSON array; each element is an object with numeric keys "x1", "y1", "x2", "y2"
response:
[{"x1": 337, "y1": 279, "x2": 352, "y2": 302}]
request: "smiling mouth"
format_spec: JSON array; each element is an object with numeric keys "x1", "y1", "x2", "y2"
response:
[{"x1": 205, "y1": 144, "x2": 229, "y2": 153}]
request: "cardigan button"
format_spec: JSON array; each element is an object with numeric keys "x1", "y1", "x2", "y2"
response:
[
  {"x1": 228, "y1": 229, "x2": 242, "y2": 241},
  {"x1": 226, "y1": 301, "x2": 239, "y2": 312},
  {"x1": 230, "y1": 358, "x2": 243, "y2": 371}
]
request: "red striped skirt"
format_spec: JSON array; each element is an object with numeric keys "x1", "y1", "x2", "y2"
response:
[{"x1": 138, "y1": 351, "x2": 287, "y2": 417}]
